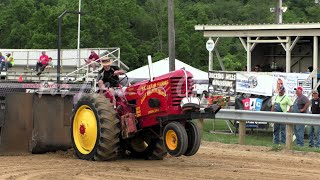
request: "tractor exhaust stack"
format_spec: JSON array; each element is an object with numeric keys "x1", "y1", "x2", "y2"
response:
[{"x1": 148, "y1": 55, "x2": 154, "y2": 82}]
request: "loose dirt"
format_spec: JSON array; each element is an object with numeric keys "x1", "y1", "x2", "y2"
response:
[{"x1": 0, "y1": 141, "x2": 319, "y2": 179}]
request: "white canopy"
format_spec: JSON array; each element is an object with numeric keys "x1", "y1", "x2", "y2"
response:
[{"x1": 126, "y1": 58, "x2": 208, "y2": 83}]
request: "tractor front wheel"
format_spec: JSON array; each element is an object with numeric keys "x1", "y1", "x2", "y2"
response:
[
  {"x1": 163, "y1": 122, "x2": 188, "y2": 157},
  {"x1": 184, "y1": 121, "x2": 201, "y2": 156},
  {"x1": 71, "y1": 94, "x2": 120, "y2": 161}
]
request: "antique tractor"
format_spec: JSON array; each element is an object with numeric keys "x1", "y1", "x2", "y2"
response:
[{"x1": 71, "y1": 68, "x2": 219, "y2": 161}]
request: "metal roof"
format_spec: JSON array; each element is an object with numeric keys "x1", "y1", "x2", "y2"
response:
[{"x1": 195, "y1": 23, "x2": 320, "y2": 37}]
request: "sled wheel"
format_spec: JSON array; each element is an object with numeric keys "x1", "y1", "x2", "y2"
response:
[
  {"x1": 184, "y1": 121, "x2": 201, "y2": 156},
  {"x1": 71, "y1": 94, "x2": 120, "y2": 161},
  {"x1": 163, "y1": 122, "x2": 188, "y2": 157}
]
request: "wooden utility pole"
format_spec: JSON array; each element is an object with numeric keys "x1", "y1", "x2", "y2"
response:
[
  {"x1": 168, "y1": 0, "x2": 175, "y2": 71},
  {"x1": 275, "y1": 0, "x2": 283, "y2": 24}
]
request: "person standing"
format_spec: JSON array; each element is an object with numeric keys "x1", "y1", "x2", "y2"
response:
[
  {"x1": 36, "y1": 51, "x2": 49, "y2": 73},
  {"x1": 293, "y1": 86, "x2": 310, "y2": 146},
  {"x1": 271, "y1": 86, "x2": 293, "y2": 144},
  {"x1": 0, "y1": 53, "x2": 14, "y2": 71},
  {"x1": 308, "y1": 90, "x2": 320, "y2": 147},
  {"x1": 0, "y1": 52, "x2": 5, "y2": 71}
]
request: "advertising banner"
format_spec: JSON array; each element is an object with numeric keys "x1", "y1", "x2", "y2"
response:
[
  {"x1": 272, "y1": 72, "x2": 312, "y2": 97},
  {"x1": 235, "y1": 95, "x2": 271, "y2": 129},
  {"x1": 236, "y1": 72, "x2": 273, "y2": 96},
  {"x1": 208, "y1": 71, "x2": 236, "y2": 96}
]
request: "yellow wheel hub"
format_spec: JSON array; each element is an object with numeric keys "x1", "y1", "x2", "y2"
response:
[
  {"x1": 166, "y1": 130, "x2": 178, "y2": 151},
  {"x1": 73, "y1": 105, "x2": 98, "y2": 154}
]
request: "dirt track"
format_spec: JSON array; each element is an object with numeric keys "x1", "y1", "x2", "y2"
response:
[{"x1": 0, "y1": 141, "x2": 320, "y2": 179}]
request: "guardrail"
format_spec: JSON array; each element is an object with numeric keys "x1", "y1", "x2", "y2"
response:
[{"x1": 213, "y1": 109, "x2": 320, "y2": 150}]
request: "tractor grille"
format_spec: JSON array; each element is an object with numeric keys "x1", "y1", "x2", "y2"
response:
[{"x1": 170, "y1": 77, "x2": 194, "y2": 106}]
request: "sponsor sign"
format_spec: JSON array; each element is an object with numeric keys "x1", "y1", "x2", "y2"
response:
[
  {"x1": 208, "y1": 71, "x2": 236, "y2": 95},
  {"x1": 272, "y1": 72, "x2": 311, "y2": 97},
  {"x1": 236, "y1": 72, "x2": 273, "y2": 96}
]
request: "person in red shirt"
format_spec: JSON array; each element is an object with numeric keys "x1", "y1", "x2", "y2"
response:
[
  {"x1": 36, "y1": 51, "x2": 49, "y2": 73},
  {"x1": 84, "y1": 50, "x2": 100, "y2": 71}
]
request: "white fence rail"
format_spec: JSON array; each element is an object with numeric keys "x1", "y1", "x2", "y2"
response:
[{"x1": 0, "y1": 48, "x2": 121, "y2": 68}]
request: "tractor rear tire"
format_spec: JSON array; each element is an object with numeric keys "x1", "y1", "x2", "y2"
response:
[
  {"x1": 71, "y1": 94, "x2": 120, "y2": 161},
  {"x1": 184, "y1": 121, "x2": 201, "y2": 156},
  {"x1": 127, "y1": 137, "x2": 167, "y2": 160},
  {"x1": 163, "y1": 122, "x2": 188, "y2": 157},
  {"x1": 148, "y1": 138, "x2": 167, "y2": 160}
]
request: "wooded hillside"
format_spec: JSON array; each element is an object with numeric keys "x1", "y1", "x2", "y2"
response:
[{"x1": 0, "y1": 0, "x2": 319, "y2": 70}]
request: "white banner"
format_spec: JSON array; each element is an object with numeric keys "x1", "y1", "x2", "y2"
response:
[
  {"x1": 273, "y1": 72, "x2": 311, "y2": 97},
  {"x1": 236, "y1": 72, "x2": 273, "y2": 96}
]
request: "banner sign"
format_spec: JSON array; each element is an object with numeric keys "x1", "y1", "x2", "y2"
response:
[
  {"x1": 236, "y1": 72, "x2": 273, "y2": 96},
  {"x1": 235, "y1": 96, "x2": 272, "y2": 128},
  {"x1": 272, "y1": 72, "x2": 311, "y2": 97},
  {"x1": 208, "y1": 71, "x2": 236, "y2": 95}
]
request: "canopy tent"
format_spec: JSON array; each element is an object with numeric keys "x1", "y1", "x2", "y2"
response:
[{"x1": 126, "y1": 58, "x2": 208, "y2": 84}]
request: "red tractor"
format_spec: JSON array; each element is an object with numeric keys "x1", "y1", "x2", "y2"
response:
[{"x1": 71, "y1": 68, "x2": 219, "y2": 161}]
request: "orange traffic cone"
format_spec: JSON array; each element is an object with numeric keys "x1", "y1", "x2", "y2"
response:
[{"x1": 18, "y1": 75, "x2": 23, "y2": 82}]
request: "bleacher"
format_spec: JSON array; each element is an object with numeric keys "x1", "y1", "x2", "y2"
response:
[{"x1": 0, "y1": 48, "x2": 127, "y2": 82}]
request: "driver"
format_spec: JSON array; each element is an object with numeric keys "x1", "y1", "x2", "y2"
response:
[{"x1": 97, "y1": 57, "x2": 125, "y2": 107}]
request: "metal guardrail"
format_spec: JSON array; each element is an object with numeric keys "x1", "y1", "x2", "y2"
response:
[
  {"x1": 215, "y1": 109, "x2": 320, "y2": 126},
  {"x1": 212, "y1": 109, "x2": 320, "y2": 149}
]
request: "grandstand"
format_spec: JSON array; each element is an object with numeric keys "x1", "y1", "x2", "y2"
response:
[{"x1": 0, "y1": 48, "x2": 127, "y2": 82}]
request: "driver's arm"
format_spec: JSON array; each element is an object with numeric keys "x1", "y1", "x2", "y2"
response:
[
  {"x1": 112, "y1": 66, "x2": 125, "y2": 76},
  {"x1": 114, "y1": 69, "x2": 125, "y2": 75},
  {"x1": 98, "y1": 80, "x2": 107, "y2": 90}
]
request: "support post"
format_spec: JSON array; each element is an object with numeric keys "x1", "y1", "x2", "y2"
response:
[
  {"x1": 286, "y1": 36, "x2": 291, "y2": 73},
  {"x1": 247, "y1": 37, "x2": 251, "y2": 72},
  {"x1": 77, "y1": 0, "x2": 81, "y2": 68},
  {"x1": 314, "y1": 36, "x2": 318, "y2": 87},
  {"x1": 286, "y1": 124, "x2": 293, "y2": 150},
  {"x1": 208, "y1": 51, "x2": 213, "y2": 71},
  {"x1": 275, "y1": 0, "x2": 283, "y2": 24},
  {"x1": 239, "y1": 121, "x2": 246, "y2": 145},
  {"x1": 197, "y1": 119, "x2": 204, "y2": 138},
  {"x1": 57, "y1": 10, "x2": 83, "y2": 87},
  {"x1": 168, "y1": 0, "x2": 175, "y2": 72}
]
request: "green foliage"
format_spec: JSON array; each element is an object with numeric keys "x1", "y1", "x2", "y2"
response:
[{"x1": 0, "y1": 0, "x2": 319, "y2": 70}]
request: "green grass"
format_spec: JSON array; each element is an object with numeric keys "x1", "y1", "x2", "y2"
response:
[{"x1": 201, "y1": 119, "x2": 320, "y2": 153}]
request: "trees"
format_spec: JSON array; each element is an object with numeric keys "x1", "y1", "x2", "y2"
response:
[{"x1": 0, "y1": 0, "x2": 318, "y2": 70}]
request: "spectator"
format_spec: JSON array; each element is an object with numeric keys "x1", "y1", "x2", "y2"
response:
[
  {"x1": 308, "y1": 90, "x2": 320, "y2": 147},
  {"x1": 85, "y1": 50, "x2": 100, "y2": 71},
  {"x1": 47, "y1": 57, "x2": 54, "y2": 68},
  {"x1": 254, "y1": 65, "x2": 261, "y2": 72},
  {"x1": 271, "y1": 86, "x2": 293, "y2": 144},
  {"x1": 0, "y1": 53, "x2": 14, "y2": 71},
  {"x1": 37, "y1": 57, "x2": 53, "y2": 76},
  {"x1": 0, "y1": 53, "x2": 5, "y2": 69},
  {"x1": 292, "y1": 86, "x2": 310, "y2": 146},
  {"x1": 308, "y1": 66, "x2": 313, "y2": 73},
  {"x1": 36, "y1": 51, "x2": 49, "y2": 73},
  {"x1": 97, "y1": 57, "x2": 125, "y2": 108},
  {"x1": 242, "y1": 66, "x2": 247, "y2": 71}
]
